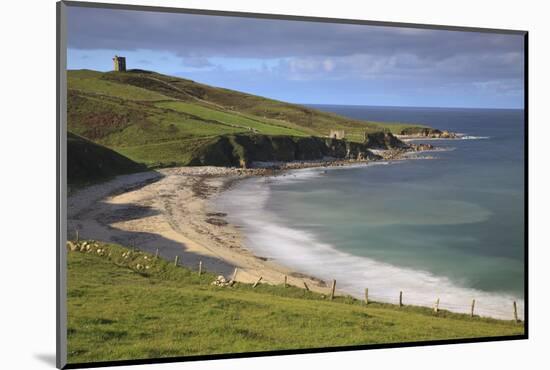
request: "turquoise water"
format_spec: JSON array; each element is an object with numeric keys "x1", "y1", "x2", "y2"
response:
[{"x1": 217, "y1": 106, "x2": 525, "y2": 319}]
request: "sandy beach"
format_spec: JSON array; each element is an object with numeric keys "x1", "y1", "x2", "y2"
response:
[{"x1": 68, "y1": 165, "x2": 343, "y2": 294}]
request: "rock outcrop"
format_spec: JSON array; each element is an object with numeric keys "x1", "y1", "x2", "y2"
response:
[
  {"x1": 399, "y1": 127, "x2": 457, "y2": 138},
  {"x1": 364, "y1": 132, "x2": 409, "y2": 150},
  {"x1": 188, "y1": 134, "x2": 384, "y2": 167},
  {"x1": 409, "y1": 143, "x2": 435, "y2": 151}
]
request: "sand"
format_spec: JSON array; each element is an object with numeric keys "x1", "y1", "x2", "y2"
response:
[{"x1": 67, "y1": 167, "x2": 335, "y2": 294}]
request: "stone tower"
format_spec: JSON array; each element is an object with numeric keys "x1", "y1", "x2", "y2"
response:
[
  {"x1": 329, "y1": 129, "x2": 345, "y2": 140},
  {"x1": 112, "y1": 55, "x2": 126, "y2": 72}
]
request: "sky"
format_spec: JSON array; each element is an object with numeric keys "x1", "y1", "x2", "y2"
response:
[{"x1": 66, "y1": 6, "x2": 525, "y2": 109}]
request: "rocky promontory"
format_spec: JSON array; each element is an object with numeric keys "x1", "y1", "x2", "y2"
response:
[
  {"x1": 398, "y1": 127, "x2": 458, "y2": 139},
  {"x1": 187, "y1": 131, "x2": 442, "y2": 168},
  {"x1": 188, "y1": 134, "x2": 385, "y2": 168}
]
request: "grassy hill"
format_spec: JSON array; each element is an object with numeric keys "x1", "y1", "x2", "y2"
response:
[
  {"x1": 67, "y1": 69, "x2": 427, "y2": 168},
  {"x1": 67, "y1": 132, "x2": 147, "y2": 186},
  {"x1": 67, "y1": 241, "x2": 523, "y2": 365}
]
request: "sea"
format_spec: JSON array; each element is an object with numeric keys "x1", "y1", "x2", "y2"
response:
[{"x1": 216, "y1": 105, "x2": 525, "y2": 320}]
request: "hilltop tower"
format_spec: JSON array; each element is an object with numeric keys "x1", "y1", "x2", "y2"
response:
[{"x1": 112, "y1": 55, "x2": 126, "y2": 72}]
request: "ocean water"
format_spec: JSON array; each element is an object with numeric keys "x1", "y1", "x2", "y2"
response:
[{"x1": 216, "y1": 106, "x2": 525, "y2": 320}]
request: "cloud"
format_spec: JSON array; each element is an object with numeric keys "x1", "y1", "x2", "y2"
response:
[
  {"x1": 65, "y1": 5, "x2": 525, "y2": 108},
  {"x1": 271, "y1": 50, "x2": 523, "y2": 83},
  {"x1": 181, "y1": 57, "x2": 213, "y2": 68},
  {"x1": 67, "y1": 6, "x2": 523, "y2": 61}
]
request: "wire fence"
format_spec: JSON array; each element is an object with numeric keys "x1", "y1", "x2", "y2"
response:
[{"x1": 362, "y1": 290, "x2": 524, "y2": 321}]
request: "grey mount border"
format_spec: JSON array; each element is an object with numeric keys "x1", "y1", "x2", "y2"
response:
[
  {"x1": 56, "y1": 1, "x2": 529, "y2": 369},
  {"x1": 61, "y1": 0, "x2": 527, "y2": 35},
  {"x1": 57, "y1": 1, "x2": 68, "y2": 369}
]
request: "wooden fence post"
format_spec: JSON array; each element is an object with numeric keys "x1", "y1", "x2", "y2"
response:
[
  {"x1": 229, "y1": 268, "x2": 238, "y2": 286},
  {"x1": 434, "y1": 298, "x2": 440, "y2": 313},
  {"x1": 154, "y1": 248, "x2": 159, "y2": 259},
  {"x1": 253, "y1": 276, "x2": 263, "y2": 288},
  {"x1": 330, "y1": 279, "x2": 336, "y2": 300},
  {"x1": 198, "y1": 260, "x2": 202, "y2": 276},
  {"x1": 284, "y1": 275, "x2": 287, "y2": 288},
  {"x1": 174, "y1": 255, "x2": 179, "y2": 266},
  {"x1": 303, "y1": 281, "x2": 310, "y2": 291},
  {"x1": 399, "y1": 291, "x2": 403, "y2": 307},
  {"x1": 365, "y1": 288, "x2": 369, "y2": 305},
  {"x1": 513, "y1": 301, "x2": 518, "y2": 322},
  {"x1": 471, "y1": 299, "x2": 476, "y2": 317}
]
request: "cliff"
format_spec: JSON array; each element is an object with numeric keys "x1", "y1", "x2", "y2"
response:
[
  {"x1": 364, "y1": 132, "x2": 409, "y2": 149},
  {"x1": 188, "y1": 134, "x2": 385, "y2": 167}
]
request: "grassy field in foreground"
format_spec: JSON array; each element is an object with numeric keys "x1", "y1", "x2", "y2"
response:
[{"x1": 67, "y1": 242, "x2": 524, "y2": 364}]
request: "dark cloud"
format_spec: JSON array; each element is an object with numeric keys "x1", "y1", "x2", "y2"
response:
[{"x1": 67, "y1": 6, "x2": 523, "y2": 62}]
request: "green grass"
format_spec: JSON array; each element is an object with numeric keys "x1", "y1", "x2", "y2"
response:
[
  {"x1": 156, "y1": 101, "x2": 309, "y2": 136},
  {"x1": 69, "y1": 71, "x2": 174, "y2": 101},
  {"x1": 67, "y1": 242, "x2": 524, "y2": 365},
  {"x1": 376, "y1": 122, "x2": 431, "y2": 134},
  {"x1": 67, "y1": 69, "x2": 431, "y2": 174},
  {"x1": 116, "y1": 136, "x2": 218, "y2": 168}
]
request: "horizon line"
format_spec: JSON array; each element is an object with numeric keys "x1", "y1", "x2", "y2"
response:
[{"x1": 303, "y1": 103, "x2": 525, "y2": 111}]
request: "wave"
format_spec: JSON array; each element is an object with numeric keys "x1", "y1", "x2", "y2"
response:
[
  {"x1": 460, "y1": 135, "x2": 491, "y2": 140},
  {"x1": 265, "y1": 161, "x2": 394, "y2": 185},
  {"x1": 216, "y1": 175, "x2": 524, "y2": 320}
]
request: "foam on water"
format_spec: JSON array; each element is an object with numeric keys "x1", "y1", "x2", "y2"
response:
[
  {"x1": 460, "y1": 135, "x2": 491, "y2": 140},
  {"x1": 217, "y1": 168, "x2": 524, "y2": 320}
]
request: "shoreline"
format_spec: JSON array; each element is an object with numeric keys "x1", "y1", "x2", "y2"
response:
[
  {"x1": 215, "y1": 162, "x2": 524, "y2": 321},
  {"x1": 67, "y1": 151, "x2": 413, "y2": 298},
  {"x1": 67, "y1": 148, "x2": 523, "y2": 320},
  {"x1": 68, "y1": 163, "x2": 367, "y2": 295}
]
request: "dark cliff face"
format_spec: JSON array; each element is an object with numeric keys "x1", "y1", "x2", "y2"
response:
[
  {"x1": 68, "y1": 132, "x2": 147, "y2": 185},
  {"x1": 188, "y1": 134, "x2": 385, "y2": 167},
  {"x1": 364, "y1": 132, "x2": 408, "y2": 150}
]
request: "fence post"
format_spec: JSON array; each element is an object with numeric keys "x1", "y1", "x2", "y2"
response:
[
  {"x1": 330, "y1": 279, "x2": 336, "y2": 300},
  {"x1": 303, "y1": 281, "x2": 310, "y2": 291},
  {"x1": 513, "y1": 301, "x2": 518, "y2": 322},
  {"x1": 174, "y1": 255, "x2": 179, "y2": 266},
  {"x1": 284, "y1": 275, "x2": 287, "y2": 288},
  {"x1": 229, "y1": 268, "x2": 238, "y2": 286},
  {"x1": 365, "y1": 288, "x2": 369, "y2": 305},
  {"x1": 470, "y1": 299, "x2": 476, "y2": 317},
  {"x1": 198, "y1": 260, "x2": 202, "y2": 276},
  {"x1": 434, "y1": 298, "x2": 440, "y2": 313},
  {"x1": 75, "y1": 229, "x2": 79, "y2": 243},
  {"x1": 253, "y1": 276, "x2": 263, "y2": 288},
  {"x1": 399, "y1": 291, "x2": 403, "y2": 307},
  {"x1": 155, "y1": 248, "x2": 159, "y2": 259}
]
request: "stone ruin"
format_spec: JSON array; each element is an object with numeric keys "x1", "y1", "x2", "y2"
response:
[{"x1": 329, "y1": 129, "x2": 345, "y2": 140}]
